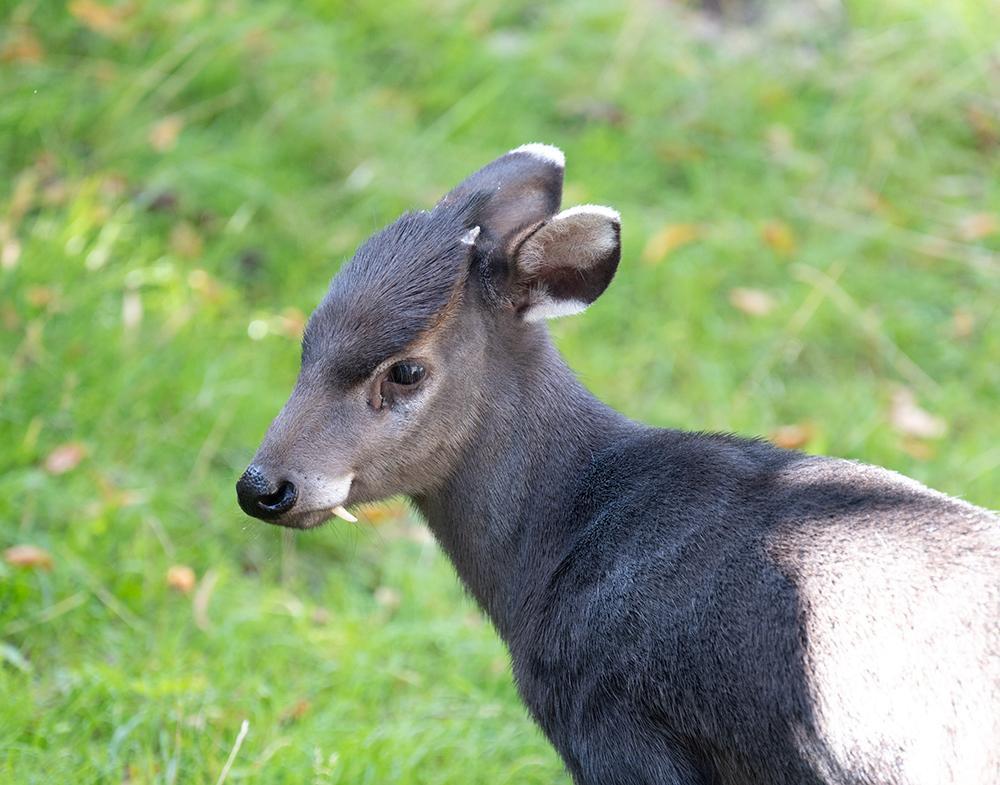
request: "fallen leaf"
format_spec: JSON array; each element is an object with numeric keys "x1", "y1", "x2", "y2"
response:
[
  {"x1": 187, "y1": 269, "x2": 224, "y2": 303},
  {"x1": 360, "y1": 500, "x2": 409, "y2": 524},
  {"x1": 951, "y1": 308, "x2": 975, "y2": 339},
  {"x1": 729, "y1": 287, "x2": 776, "y2": 317},
  {"x1": 26, "y1": 286, "x2": 56, "y2": 309},
  {"x1": 0, "y1": 221, "x2": 21, "y2": 270},
  {"x1": 1, "y1": 304, "x2": 19, "y2": 331},
  {"x1": 8, "y1": 173, "x2": 37, "y2": 224},
  {"x1": 44, "y1": 442, "x2": 86, "y2": 474},
  {"x1": 956, "y1": 213, "x2": 998, "y2": 241},
  {"x1": 149, "y1": 115, "x2": 183, "y2": 153},
  {"x1": 2, "y1": 236, "x2": 22, "y2": 270},
  {"x1": 169, "y1": 221, "x2": 203, "y2": 259},
  {"x1": 965, "y1": 104, "x2": 999, "y2": 150},
  {"x1": 193, "y1": 569, "x2": 218, "y2": 629},
  {"x1": 860, "y1": 189, "x2": 897, "y2": 219},
  {"x1": 642, "y1": 224, "x2": 700, "y2": 264},
  {"x1": 761, "y1": 220, "x2": 796, "y2": 256},
  {"x1": 69, "y1": 0, "x2": 133, "y2": 38},
  {"x1": 4, "y1": 544, "x2": 53, "y2": 571},
  {"x1": 41, "y1": 178, "x2": 69, "y2": 207},
  {"x1": 279, "y1": 698, "x2": 311, "y2": 725},
  {"x1": 1, "y1": 28, "x2": 44, "y2": 64},
  {"x1": 464, "y1": 612, "x2": 483, "y2": 629},
  {"x1": 889, "y1": 388, "x2": 946, "y2": 440},
  {"x1": 770, "y1": 423, "x2": 815, "y2": 450},
  {"x1": 98, "y1": 173, "x2": 128, "y2": 200},
  {"x1": 276, "y1": 308, "x2": 306, "y2": 340},
  {"x1": 166, "y1": 565, "x2": 196, "y2": 594},
  {"x1": 374, "y1": 586, "x2": 401, "y2": 611},
  {"x1": 765, "y1": 125, "x2": 794, "y2": 157},
  {"x1": 900, "y1": 438, "x2": 935, "y2": 461}
]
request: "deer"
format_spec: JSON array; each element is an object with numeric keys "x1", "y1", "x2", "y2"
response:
[{"x1": 236, "y1": 144, "x2": 1000, "y2": 785}]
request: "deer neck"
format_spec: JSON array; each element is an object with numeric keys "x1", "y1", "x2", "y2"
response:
[{"x1": 413, "y1": 329, "x2": 633, "y2": 638}]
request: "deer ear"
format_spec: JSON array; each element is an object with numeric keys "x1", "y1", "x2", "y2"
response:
[
  {"x1": 511, "y1": 205, "x2": 621, "y2": 322},
  {"x1": 437, "y1": 143, "x2": 564, "y2": 242}
]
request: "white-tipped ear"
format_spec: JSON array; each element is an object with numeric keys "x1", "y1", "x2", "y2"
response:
[
  {"x1": 436, "y1": 144, "x2": 565, "y2": 243},
  {"x1": 507, "y1": 143, "x2": 566, "y2": 169},
  {"x1": 553, "y1": 204, "x2": 619, "y2": 223},
  {"x1": 513, "y1": 204, "x2": 622, "y2": 322},
  {"x1": 522, "y1": 298, "x2": 589, "y2": 323}
]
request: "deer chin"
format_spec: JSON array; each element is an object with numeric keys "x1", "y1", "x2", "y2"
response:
[{"x1": 272, "y1": 506, "x2": 355, "y2": 530}]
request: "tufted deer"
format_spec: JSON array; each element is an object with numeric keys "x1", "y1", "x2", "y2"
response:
[{"x1": 237, "y1": 144, "x2": 1000, "y2": 785}]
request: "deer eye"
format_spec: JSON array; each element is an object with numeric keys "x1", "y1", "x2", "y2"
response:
[{"x1": 388, "y1": 362, "x2": 425, "y2": 386}]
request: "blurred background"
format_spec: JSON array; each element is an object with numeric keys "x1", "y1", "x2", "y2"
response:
[{"x1": 1, "y1": 0, "x2": 998, "y2": 782}]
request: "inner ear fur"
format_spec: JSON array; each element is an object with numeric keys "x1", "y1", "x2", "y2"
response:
[{"x1": 513, "y1": 205, "x2": 621, "y2": 321}]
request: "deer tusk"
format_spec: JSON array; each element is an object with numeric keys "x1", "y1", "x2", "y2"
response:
[{"x1": 332, "y1": 505, "x2": 358, "y2": 523}]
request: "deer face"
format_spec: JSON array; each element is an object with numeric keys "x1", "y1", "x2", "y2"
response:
[{"x1": 236, "y1": 144, "x2": 622, "y2": 528}]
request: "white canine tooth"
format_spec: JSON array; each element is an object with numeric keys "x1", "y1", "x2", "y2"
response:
[{"x1": 332, "y1": 505, "x2": 357, "y2": 523}]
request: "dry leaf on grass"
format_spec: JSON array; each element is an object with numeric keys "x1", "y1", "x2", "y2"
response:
[
  {"x1": 642, "y1": 224, "x2": 700, "y2": 264},
  {"x1": 770, "y1": 423, "x2": 816, "y2": 450},
  {"x1": 26, "y1": 286, "x2": 56, "y2": 309},
  {"x1": 166, "y1": 564, "x2": 196, "y2": 593},
  {"x1": 900, "y1": 438, "x2": 936, "y2": 461},
  {"x1": 193, "y1": 569, "x2": 218, "y2": 630},
  {"x1": 0, "y1": 28, "x2": 44, "y2": 64},
  {"x1": 188, "y1": 269, "x2": 224, "y2": 303},
  {"x1": 1, "y1": 235, "x2": 21, "y2": 270},
  {"x1": 1, "y1": 304, "x2": 19, "y2": 331},
  {"x1": 956, "y1": 213, "x2": 998, "y2": 241},
  {"x1": 2, "y1": 220, "x2": 22, "y2": 271},
  {"x1": 69, "y1": 0, "x2": 134, "y2": 38},
  {"x1": 951, "y1": 309, "x2": 975, "y2": 339},
  {"x1": 276, "y1": 308, "x2": 306, "y2": 340},
  {"x1": 169, "y1": 221, "x2": 203, "y2": 259},
  {"x1": 5, "y1": 544, "x2": 53, "y2": 571},
  {"x1": 44, "y1": 442, "x2": 87, "y2": 474},
  {"x1": 761, "y1": 220, "x2": 796, "y2": 257},
  {"x1": 729, "y1": 288, "x2": 776, "y2": 317},
  {"x1": 360, "y1": 500, "x2": 409, "y2": 525},
  {"x1": 889, "y1": 388, "x2": 946, "y2": 440},
  {"x1": 149, "y1": 115, "x2": 183, "y2": 153},
  {"x1": 965, "y1": 105, "x2": 999, "y2": 150},
  {"x1": 279, "y1": 698, "x2": 311, "y2": 725},
  {"x1": 374, "y1": 586, "x2": 401, "y2": 611}
]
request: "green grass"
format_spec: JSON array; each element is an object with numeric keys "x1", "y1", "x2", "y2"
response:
[{"x1": 1, "y1": 0, "x2": 998, "y2": 782}]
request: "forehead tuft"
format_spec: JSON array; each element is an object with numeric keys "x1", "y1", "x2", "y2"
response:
[{"x1": 303, "y1": 207, "x2": 472, "y2": 382}]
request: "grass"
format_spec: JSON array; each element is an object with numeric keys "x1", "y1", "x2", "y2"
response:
[{"x1": 1, "y1": 0, "x2": 998, "y2": 782}]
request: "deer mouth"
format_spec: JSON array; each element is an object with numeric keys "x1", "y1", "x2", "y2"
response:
[
  {"x1": 267, "y1": 473, "x2": 358, "y2": 529},
  {"x1": 269, "y1": 504, "x2": 357, "y2": 530}
]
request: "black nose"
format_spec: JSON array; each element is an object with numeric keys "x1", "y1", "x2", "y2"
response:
[{"x1": 236, "y1": 465, "x2": 298, "y2": 520}]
